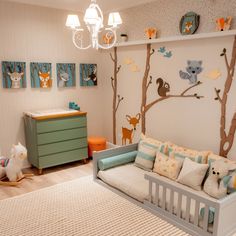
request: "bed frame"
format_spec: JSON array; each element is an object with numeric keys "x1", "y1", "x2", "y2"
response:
[{"x1": 93, "y1": 144, "x2": 236, "y2": 236}]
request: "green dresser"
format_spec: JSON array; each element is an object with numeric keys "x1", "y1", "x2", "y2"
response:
[{"x1": 24, "y1": 110, "x2": 88, "y2": 174}]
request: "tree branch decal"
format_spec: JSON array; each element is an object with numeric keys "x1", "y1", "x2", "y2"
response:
[
  {"x1": 140, "y1": 44, "x2": 203, "y2": 134},
  {"x1": 214, "y1": 36, "x2": 236, "y2": 157},
  {"x1": 110, "y1": 47, "x2": 123, "y2": 144},
  {"x1": 145, "y1": 81, "x2": 203, "y2": 113}
]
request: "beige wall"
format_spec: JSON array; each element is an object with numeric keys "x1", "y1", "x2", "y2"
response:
[
  {"x1": 101, "y1": 0, "x2": 236, "y2": 159},
  {"x1": 117, "y1": 0, "x2": 236, "y2": 41},
  {"x1": 0, "y1": 0, "x2": 236, "y2": 164},
  {"x1": 0, "y1": 1, "x2": 104, "y2": 164}
]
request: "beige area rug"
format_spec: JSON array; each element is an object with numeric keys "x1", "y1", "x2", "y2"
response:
[{"x1": 0, "y1": 176, "x2": 189, "y2": 236}]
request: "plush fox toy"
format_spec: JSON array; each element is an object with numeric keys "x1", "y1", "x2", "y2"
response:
[{"x1": 216, "y1": 17, "x2": 232, "y2": 31}]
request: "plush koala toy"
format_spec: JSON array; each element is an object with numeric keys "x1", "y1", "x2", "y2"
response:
[{"x1": 204, "y1": 160, "x2": 236, "y2": 199}]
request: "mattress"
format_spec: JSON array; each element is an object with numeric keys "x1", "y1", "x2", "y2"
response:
[{"x1": 98, "y1": 163, "x2": 216, "y2": 232}]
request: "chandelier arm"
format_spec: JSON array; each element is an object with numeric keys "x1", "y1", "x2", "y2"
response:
[
  {"x1": 95, "y1": 3, "x2": 104, "y2": 27},
  {"x1": 97, "y1": 28, "x2": 117, "y2": 50},
  {"x1": 72, "y1": 30, "x2": 91, "y2": 50}
]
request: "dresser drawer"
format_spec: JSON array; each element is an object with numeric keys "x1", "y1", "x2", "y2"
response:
[
  {"x1": 37, "y1": 127, "x2": 87, "y2": 145},
  {"x1": 37, "y1": 116, "x2": 86, "y2": 134},
  {"x1": 38, "y1": 148, "x2": 88, "y2": 168},
  {"x1": 38, "y1": 138, "x2": 87, "y2": 157}
]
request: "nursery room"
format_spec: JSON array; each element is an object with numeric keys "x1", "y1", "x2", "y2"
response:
[{"x1": 0, "y1": 0, "x2": 236, "y2": 235}]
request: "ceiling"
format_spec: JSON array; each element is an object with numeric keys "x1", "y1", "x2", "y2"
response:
[{"x1": 6, "y1": 0, "x2": 156, "y2": 13}]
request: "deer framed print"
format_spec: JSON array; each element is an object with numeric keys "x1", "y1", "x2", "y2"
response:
[
  {"x1": 2, "y1": 61, "x2": 26, "y2": 89},
  {"x1": 30, "y1": 62, "x2": 52, "y2": 88},
  {"x1": 80, "y1": 63, "x2": 97, "y2": 86},
  {"x1": 56, "y1": 63, "x2": 76, "y2": 88}
]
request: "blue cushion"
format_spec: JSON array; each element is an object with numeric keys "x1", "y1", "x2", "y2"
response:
[
  {"x1": 98, "y1": 151, "x2": 138, "y2": 171},
  {"x1": 200, "y1": 207, "x2": 215, "y2": 224}
]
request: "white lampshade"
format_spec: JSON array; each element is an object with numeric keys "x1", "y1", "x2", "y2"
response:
[
  {"x1": 108, "y1": 12, "x2": 122, "y2": 27},
  {"x1": 84, "y1": 7, "x2": 99, "y2": 25},
  {"x1": 66, "y1": 15, "x2": 80, "y2": 29}
]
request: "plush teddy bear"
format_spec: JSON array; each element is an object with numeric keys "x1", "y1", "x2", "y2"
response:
[{"x1": 203, "y1": 160, "x2": 236, "y2": 199}]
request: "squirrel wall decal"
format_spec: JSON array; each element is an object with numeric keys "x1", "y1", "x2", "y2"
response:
[{"x1": 156, "y1": 78, "x2": 170, "y2": 97}]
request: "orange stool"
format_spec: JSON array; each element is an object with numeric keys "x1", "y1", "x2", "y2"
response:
[{"x1": 88, "y1": 136, "x2": 106, "y2": 157}]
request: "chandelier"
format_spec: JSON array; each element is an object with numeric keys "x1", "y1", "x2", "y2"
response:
[{"x1": 66, "y1": 0, "x2": 122, "y2": 50}]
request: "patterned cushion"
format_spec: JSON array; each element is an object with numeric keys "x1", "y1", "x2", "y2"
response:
[
  {"x1": 171, "y1": 149, "x2": 210, "y2": 164},
  {"x1": 153, "y1": 152, "x2": 182, "y2": 180},
  {"x1": 159, "y1": 142, "x2": 210, "y2": 164},
  {"x1": 228, "y1": 173, "x2": 236, "y2": 193},
  {"x1": 140, "y1": 133, "x2": 163, "y2": 149},
  {"x1": 134, "y1": 141, "x2": 158, "y2": 171},
  {"x1": 177, "y1": 158, "x2": 209, "y2": 191},
  {"x1": 207, "y1": 153, "x2": 236, "y2": 165},
  {"x1": 166, "y1": 142, "x2": 185, "y2": 154}
]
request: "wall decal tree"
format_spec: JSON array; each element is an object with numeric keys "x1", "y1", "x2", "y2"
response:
[
  {"x1": 214, "y1": 36, "x2": 236, "y2": 158},
  {"x1": 110, "y1": 47, "x2": 124, "y2": 144},
  {"x1": 140, "y1": 44, "x2": 203, "y2": 134}
]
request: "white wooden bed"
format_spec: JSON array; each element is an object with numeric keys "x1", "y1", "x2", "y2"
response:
[{"x1": 93, "y1": 144, "x2": 236, "y2": 236}]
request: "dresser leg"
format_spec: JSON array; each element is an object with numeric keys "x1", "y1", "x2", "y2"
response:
[
  {"x1": 38, "y1": 169, "x2": 43, "y2": 175},
  {"x1": 83, "y1": 158, "x2": 89, "y2": 164}
]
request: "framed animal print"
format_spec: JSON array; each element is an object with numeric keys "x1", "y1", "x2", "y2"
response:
[
  {"x1": 56, "y1": 63, "x2": 76, "y2": 88},
  {"x1": 30, "y1": 62, "x2": 52, "y2": 88},
  {"x1": 80, "y1": 64, "x2": 97, "y2": 86},
  {"x1": 2, "y1": 61, "x2": 26, "y2": 89}
]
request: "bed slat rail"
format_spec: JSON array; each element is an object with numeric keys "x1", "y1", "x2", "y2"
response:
[{"x1": 144, "y1": 174, "x2": 220, "y2": 236}]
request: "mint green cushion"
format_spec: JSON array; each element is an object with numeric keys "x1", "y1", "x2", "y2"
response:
[
  {"x1": 174, "y1": 152, "x2": 203, "y2": 163},
  {"x1": 200, "y1": 207, "x2": 215, "y2": 224},
  {"x1": 98, "y1": 151, "x2": 138, "y2": 171}
]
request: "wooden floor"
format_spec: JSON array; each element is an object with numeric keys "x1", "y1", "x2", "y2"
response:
[{"x1": 0, "y1": 160, "x2": 93, "y2": 200}]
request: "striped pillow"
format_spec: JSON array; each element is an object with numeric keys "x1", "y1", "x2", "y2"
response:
[
  {"x1": 228, "y1": 173, "x2": 236, "y2": 193},
  {"x1": 169, "y1": 148, "x2": 211, "y2": 164},
  {"x1": 134, "y1": 141, "x2": 157, "y2": 171},
  {"x1": 161, "y1": 142, "x2": 185, "y2": 155},
  {"x1": 140, "y1": 133, "x2": 163, "y2": 150}
]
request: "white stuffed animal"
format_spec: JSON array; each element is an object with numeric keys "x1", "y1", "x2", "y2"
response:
[
  {"x1": 0, "y1": 158, "x2": 7, "y2": 178},
  {"x1": 204, "y1": 160, "x2": 236, "y2": 199},
  {"x1": 5, "y1": 143, "x2": 27, "y2": 182}
]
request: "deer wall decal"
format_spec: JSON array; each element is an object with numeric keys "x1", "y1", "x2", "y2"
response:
[{"x1": 122, "y1": 113, "x2": 141, "y2": 145}]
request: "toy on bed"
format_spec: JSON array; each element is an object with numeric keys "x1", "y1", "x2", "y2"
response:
[
  {"x1": 0, "y1": 143, "x2": 33, "y2": 186},
  {"x1": 203, "y1": 160, "x2": 236, "y2": 199}
]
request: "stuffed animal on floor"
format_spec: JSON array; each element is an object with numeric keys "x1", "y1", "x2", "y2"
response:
[
  {"x1": 0, "y1": 157, "x2": 8, "y2": 178},
  {"x1": 203, "y1": 160, "x2": 236, "y2": 199},
  {"x1": 3, "y1": 143, "x2": 27, "y2": 182}
]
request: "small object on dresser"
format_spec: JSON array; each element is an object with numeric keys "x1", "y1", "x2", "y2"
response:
[
  {"x1": 216, "y1": 17, "x2": 232, "y2": 31},
  {"x1": 179, "y1": 12, "x2": 200, "y2": 35},
  {"x1": 120, "y1": 34, "x2": 128, "y2": 42},
  {"x1": 145, "y1": 28, "x2": 157, "y2": 39},
  {"x1": 69, "y1": 102, "x2": 80, "y2": 111}
]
